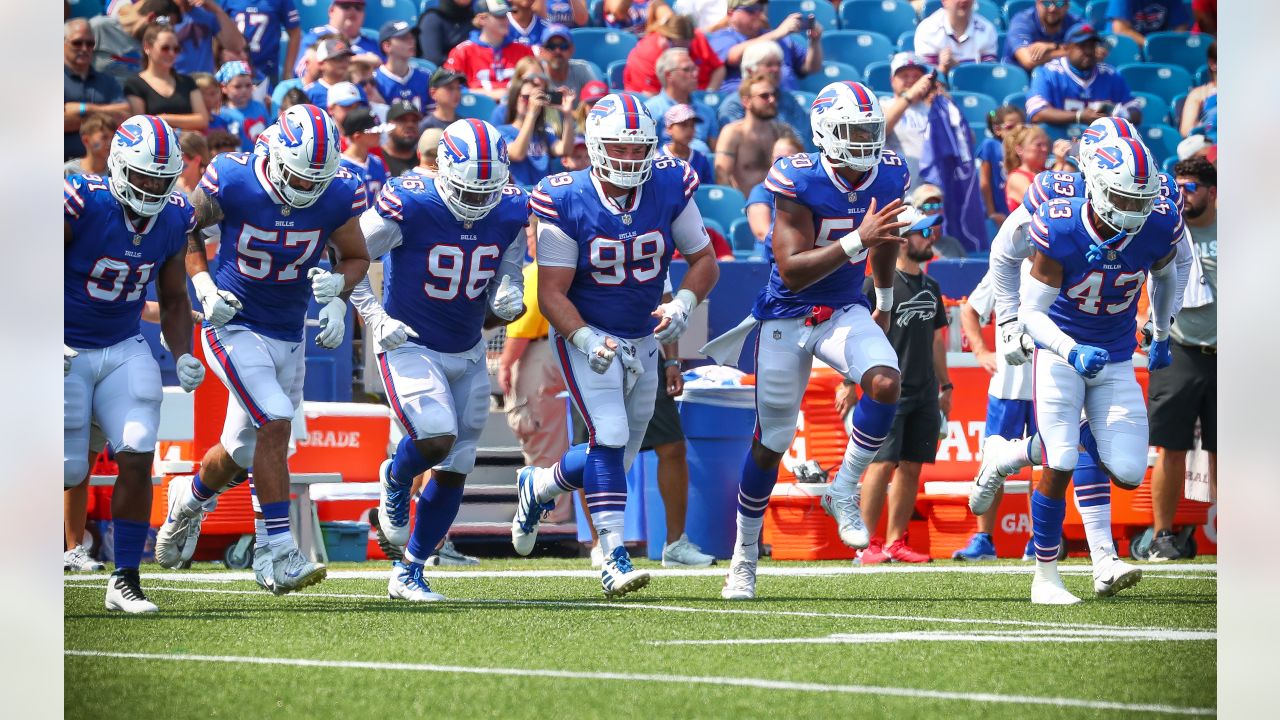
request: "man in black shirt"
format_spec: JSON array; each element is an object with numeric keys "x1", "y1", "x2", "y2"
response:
[{"x1": 840, "y1": 208, "x2": 952, "y2": 564}]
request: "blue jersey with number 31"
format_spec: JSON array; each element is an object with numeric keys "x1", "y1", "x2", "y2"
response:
[
  {"x1": 200, "y1": 152, "x2": 366, "y2": 341},
  {"x1": 1030, "y1": 196, "x2": 1183, "y2": 361},
  {"x1": 754, "y1": 150, "x2": 911, "y2": 320},
  {"x1": 529, "y1": 157, "x2": 699, "y2": 339}
]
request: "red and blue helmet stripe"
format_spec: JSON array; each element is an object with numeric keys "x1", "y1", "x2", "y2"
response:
[
  {"x1": 467, "y1": 119, "x2": 492, "y2": 180},
  {"x1": 842, "y1": 81, "x2": 875, "y2": 113},
  {"x1": 146, "y1": 115, "x2": 170, "y2": 164},
  {"x1": 1105, "y1": 117, "x2": 1135, "y2": 139},
  {"x1": 1121, "y1": 137, "x2": 1150, "y2": 182},
  {"x1": 303, "y1": 105, "x2": 330, "y2": 169},
  {"x1": 618, "y1": 93, "x2": 641, "y2": 130}
]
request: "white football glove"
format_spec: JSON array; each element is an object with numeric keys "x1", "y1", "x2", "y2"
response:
[
  {"x1": 997, "y1": 319, "x2": 1034, "y2": 367},
  {"x1": 192, "y1": 271, "x2": 242, "y2": 327},
  {"x1": 64, "y1": 345, "x2": 78, "y2": 376},
  {"x1": 369, "y1": 312, "x2": 419, "y2": 352},
  {"x1": 489, "y1": 275, "x2": 524, "y2": 321},
  {"x1": 569, "y1": 327, "x2": 617, "y2": 374},
  {"x1": 315, "y1": 298, "x2": 347, "y2": 349},
  {"x1": 175, "y1": 353, "x2": 206, "y2": 392},
  {"x1": 307, "y1": 267, "x2": 346, "y2": 305},
  {"x1": 615, "y1": 338, "x2": 644, "y2": 394},
  {"x1": 653, "y1": 289, "x2": 696, "y2": 344}
]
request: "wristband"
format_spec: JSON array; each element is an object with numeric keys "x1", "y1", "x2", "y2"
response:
[
  {"x1": 674, "y1": 288, "x2": 697, "y2": 313},
  {"x1": 568, "y1": 326, "x2": 593, "y2": 354},
  {"x1": 874, "y1": 286, "x2": 893, "y2": 312},
  {"x1": 663, "y1": 359, "x2": 681, "y2": 370},
  {"x1": 839, "y1": 230, "x2": 864, "y2": 258},
  {"x1": 78, "y1": 102, "x2": 87, "y2": 117},
  {"x1": 191, "y1": 271, "x2": 219, "y2": 300},
  {"x1": 939, "y1": 383, "x2": 954, "y2": 392},
  {"x1": 1075, "y1": 109, "x2": 1082, "y2": 124}
]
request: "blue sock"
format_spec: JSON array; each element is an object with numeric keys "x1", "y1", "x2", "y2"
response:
[
  {"x1": 737, "y1": 451, "x2": 779, "y2": 519},
  {"x1": 850, "y1": 394, "x2": 897, "y2": 453},
  {"x1": 1031, "y1": 490, "x2": 1067, "y2": 563},
  {"x1": 406, "y1": 480, "x2": 465, "y2": 561},
  {"x1": 1078, "y1": 422, "x2": 1104, "y2": 468},
  {"x1": 553, "y1": 443, "x2": 589, "y2": 491},
  {"x1": 582, "y1": 446, "x2": 626, "y2": 514},
  {"x1": 112, "y1": 519, "x2": 149, "y2": 571},
  {"x1": 1072, "y1": 452, "x2": 1110, "y2": 508},
  {"x1": 261, "y1": 500, "x2": 291, "y2": 536},
  {"x1": 191, "y1": 475, "x2": 216, "y2": 503},
  {"x1": 389, "y1": 436, "x2": 431, "y2": 487}
]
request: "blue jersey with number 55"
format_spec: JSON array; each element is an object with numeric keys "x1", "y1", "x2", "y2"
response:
[
  {"x1": 1023, "y1": 169, "x2": 1184, "y2": 216},
  {"x1": 374, "y1": 176, "x2": 528, "y2": 353},
  {"x1": 200, "y1": 152, "x2": 367, "y2": 341},
  {"x1": 1030, "y1": 196, "x2": 1183, "y2": 361},
  {"x1": 529, "y1": 156, "x2": 698, "y2": 339},
  {"x1": 753, "y1": 150, "x2": 911, "y2": 320},
  {"x1": 64, "y1": 174, "x2": 193, "y2": 349}
]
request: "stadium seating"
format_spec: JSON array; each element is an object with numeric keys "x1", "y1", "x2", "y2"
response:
[
  {"x1": 67, "y1": 0, "x2": 103, "y2": 18},
  {"x1": 948, "y1": 62, "x2": 1029, "y2": 100},
  {"x1": 407, "y1": 57, "x2": 437, "y2": 75},
  {"x1": 1102, "y1": 33, "x2": 1142, "y2": 66},
  {"x1": 693, "y1": 90, "x2": 725, "y2": 112},
  {"x1": 897, "y1": 30, "x2": 916, "y2": 53},
  {"x1": 456, "y1": 92, "x2": 498, "y2": 121},
  {"x1": 695, "y1": 185, "x2": 748, "y2": 232},
  {"x1": 970, "y1": 121, "x2": 992, "y2": 141},
  {"x1": 951, "y1": 91, "x2": 998, "y2": 126},
  {"x1": 768, "y1": 0, "x2": 838, "y2": 34},
  {"x1": 570, "y1": 28, "x2": 638, "y2": 72},
  {"x1": 1139, "y1": 123, "x2": 1182, "y2": 164},
  {"x1": 799, "y1": 62, "x2": 862, "y2": 93},
  {"x1": 363, "y1": 0, "x2": 419, "y2": 30},
  {"x1": 1169, "y1": 92, "x2": 1188, "y2": 128},
  {"x1": 792, "y1": 90, "x2": 817, "y2": 109},
  {"x1": 703, "y1": 218, "x2": 727, "y2": 248},
  {"x1": 1129, "y1": 91, "x2": 1170, "y2": 125},
  {"x1": 729, "y1": 218, "x2": 758, "y2": 259},
  {"x1": 296, "y1": 0, "x2": 330, "y2": 30},
  {"x1": 1117, "y1": 63, "x2": 1194, "y2": 105},
  {"x1": 922, "y1": 0, "x2": 1004, "y2": 29},
  {"x1": 607, "y1": 60, "x2": 626, "y2": 90},
  {"x1": 1143, "y1": 31, "x2": 1212, "y2": 74},
  {"x1": 864, "y1": 60, "x2": 893, "y2": 93},
  {"x1": 1003, "y1": 0, "x2": 1034, "y2": 21},
  {"x1": 1083, "y1": 0, "x2": 1110, "y2": 28},
  {"x1": 820, "y1": 31, "x2": 895, "y2": 72},
  {"x1": 1194, "y1": 64, "x2": 1212, "y2": 86},
  {"x1": 838, "y1": 0, "x2": 918, "y2": 39}
]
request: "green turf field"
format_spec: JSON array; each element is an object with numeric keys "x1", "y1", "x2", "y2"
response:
[{"x1": 64, "y1": 558, "x2": 1216, "y2": 719}]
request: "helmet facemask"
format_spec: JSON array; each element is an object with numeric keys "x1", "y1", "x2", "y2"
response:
[
  {"x1": 437, "y1": 157, "x2": 509, "y2": 222},
  {"x1": 816, "y1": 116, "x2": 884, "y2": 171},
  {"x1": 267, "y1": 147, "x2": 336, "y2": 209},
  {"x1": 1087, "y1": 171, "x2": 1159, "y2": 233},
  {"x1": 588, "y1": 136, "x2": 656, "y2": 189},
  {"x1": 107, "y1": 151, "x2": 181, "y2": 217}
]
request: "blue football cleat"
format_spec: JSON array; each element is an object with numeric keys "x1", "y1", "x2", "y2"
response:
[
  {"x1": 510, "y1": 467, "x2": 554, "y2": 556},
  {"x1": 388, "y1": 561, "x2": 445, "y2": 602},
  {"x1": 378, "y1": 459, "x2": 411, "y2": 547},
  {"x1": 952, "y1": 532, "x2": 997, "y2": 561}
]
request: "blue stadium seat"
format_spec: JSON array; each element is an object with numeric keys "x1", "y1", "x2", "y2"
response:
[
  {"x1": 1160, "y1": 155, "x2": 1178, "y2": 174},
  {"x1": 799, "y1": 61, "x2": 862, "y2": 93},
  {"x1": 1169, "y1": 92, "x2": 1188, "y2": 128},
  {"x1": 897, "y1": 30, "x2": 916, "y2": 53},
  {"x1": 1101, "y1": 33, "x2": 1142, "y2": 66},
  {"x1": 1001, "y1": 91, "x2": 1026, "y2": 111},
  {"x1": 1138, "y1": 123, "x2": 1182, "y2": 165},
  {"x1": 693, "y1": 90, "x2": 725, "y2": 111},
  {"x1": 948, "y1": 62, "x2": 1029, "y2": 99},
  {"x1": 923, "y1": 0, "x2": 1003, "y2": 30},
  {"x1": 67, "y1": 0, "x2": 103, "y2": 19},
  {"x1": 792, "y1": 90, "x2": 817, "y2": 108},
  {"x1": 768, "y1": 0, "x2": 838, "y2": 34},
  {"x1": 580, "y1": 60, "x2": 605, "y2": 83},
  {"x1": 1083, "y1": 0, "x2": 1109, "y2": 28},
  {"x1": 1194, "y1": 63, "x2": 1212, "y2": 86},
  {"x1": 607, "y1": 60, "x2": 626, "y2": 90},
  {"x1": 360, "y1": 28, "x2": 380, "y2": 44},
  {"x1": 703, "y1": 218, "x2": 727, "y2": 247},
  {"x1": 1117, "y1": 62, "x2": 1193, "y2": 105},
  {"x1": 729, "y1": 218, "x2": 757, "y2": 255},
  {"x1": 456, "y1": 92, "x2": 497, "y2": 121},
  {"x1": 1129, "y1": 91, "x2": 1169, "y2": 125},
  {"x1": 296, "y1": 0, "x2": 330, "y2": 30},
  {"x1": 951, "y1": 91, "x2": 998, "y2": 126},
  {"x1": 1003, "y1": 0, "x2": 1035, "y2": 21},
  {"x1": 695, "y1": 185, "x2": 749, "y2": 232},
  {"x1": 364, "y1": 0, "x2": 419, "y2": 30},
  {"x1": 1143, "y1": 31, "x2": 1212, "y2": 74},
  {"x1": 820, "y1": 31, "x2": 895, "y2": 72},
  {"x1": 407, "y1": 57, "x2": 437, "y2": 74},
  {"x1": 839, "y1": 1, "x2": 918, "y2": 39},
  {"x1": 970, "y1": 121, "x2": 992, "y2": 141},
  {"x1": 864, "y1": 60, "x2": 893, "y2": 93},
  {"x1": 570, "y1": 28, "x2": 638, "y2": 72}
]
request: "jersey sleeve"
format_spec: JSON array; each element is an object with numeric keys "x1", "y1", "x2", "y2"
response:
[
  {"x1": 1026, "y1": 66, "x2": 1054, "y2": 120},
  {"x1": 177, "y1": 192, "x2": 197, "y2": 236},
  {"x1": 1021, "y1": 170, "x2": 1054, "y2": 214},
  {"x1": 763, "y1": 156, "x2": 801, "y2": 200},
  {"x1": 1159, "y1": 173, "x2": 1185, "y2": 214},
  {"x1": 373, "y1": 176, "x2": 409, "y2": 223},
  {"x1": 882, "y1": 151, "x2": 911, "y2": 198},
  {"x1": 199, "y1": 155, "x2": 225, "y2": 200},
  {"x1": 528, "y1": 177, "x2": 564, "y2": 226},
  {"x1": 282, "y1": 0, "x2": 300, "y2": 28},
  {"x1": 1028, "y1": 200, "x2": 1056, "y2": 254},
  {"x1": 344, "y1": 171, "x2": 368, "y2": 219},
  {"x1": 63, "y1": 175, "x2": 88, "y2": 224}
]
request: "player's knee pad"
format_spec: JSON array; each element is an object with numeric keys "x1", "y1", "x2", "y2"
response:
[
  {"x1": 1044, "y1": 444, "x2": 1079, "y2": 474},
  {"x1": 754, "y1": 386, "x2": 802, "y2": 454},
  {"x1": 586, "y1": 413, "x2": 629, "y2": 449},
  {"x1": 1105, "y1": 455, "x2": 1147, "y2": 490},
  {"x1": 64, "y1": 456, "x2": 90, "y2": 489},
  {"x1": 437, "y1": 438, "x2": 476, "y2": 475},
  {"x1": 222, "y1": 424, "x2": 258, "y2": 469}
]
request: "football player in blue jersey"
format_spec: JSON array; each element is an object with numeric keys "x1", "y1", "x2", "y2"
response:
[
  {"x1": 696, "y1": 81, "x2": 913, "y2": 600},
  {"x1": 351, "y1": 119, "x2": 530, "y2": 602},
  {"x1": 508, "y1": 92, "x2": 720, "y2": 598},
  {"x1": 1015, "y1": 138, "x2": 1183, "y2": 604},
  {"x1": 65, "y1": 115, "x2": 207, "y2": 613},
  {"x1": 153, "y1": 104, "x2": 371, "y2": 595}
]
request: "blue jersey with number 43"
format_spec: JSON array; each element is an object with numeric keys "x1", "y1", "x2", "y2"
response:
[
  {"x1": 1023, "y1": 169, "x2": 1184, "y2": 216},
  {"x1": 529, "y1": 156, "x2": 699, "y2": 339},
  {"x1": 200, "y1": 152, "x2": 367, "y2": 342},
  {"x1": 753, "y1": 150, "x2": 911, "y2": 320},
  {"x1": 64, "y1": 174, "x2": 194, "y2": 349},
  {"x1": 1029, "y1": 196, "x2": 1183, "y2": 361}
]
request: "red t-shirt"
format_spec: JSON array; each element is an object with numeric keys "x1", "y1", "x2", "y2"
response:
[
  {"x1": 623, "y1": 31, "x2": 725, "y2": 95},
  {"x1": 444, "y1": 38, "x2": 535, "y2": 93}
]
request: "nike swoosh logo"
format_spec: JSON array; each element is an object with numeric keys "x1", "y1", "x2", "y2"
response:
[
  {"x1": 286, "y1": 569, "x2": 301, "y2": 578},
  {"x1": 649, "y1": 349, "x2": 657, "y2": 356},
  {"x1": 136, "y1": 338, "x2": 145, "y2": 343}
]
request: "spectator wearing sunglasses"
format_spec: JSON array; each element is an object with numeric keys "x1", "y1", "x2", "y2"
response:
[
  {"x1": 1003, "y1": 0, "x2": 1080, "y2": 71},
  {"x1": 65, "y1": 19, "x2": 131, "y2": 160},
  {"x1": 907, "y1": 184, "x2": 967, "y2": 259},
  {"x1": 91, "y1": 0, "x2": 184, "y2": 81},
  {"x1": 124, "y1": 23, "x2": 210, "y2": 132},
  {"x1": 537, "y1": 25, "x2": 600, "y2": 96}
]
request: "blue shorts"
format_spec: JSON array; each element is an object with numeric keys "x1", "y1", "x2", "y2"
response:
[{"x1": 985, "y1": 397, "x2": 1036, "y2": 440}]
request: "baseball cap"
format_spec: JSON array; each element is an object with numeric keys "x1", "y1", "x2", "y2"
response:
[
  {"x1": 215, "y1": 60, "x2": 252, "y2": 85},
  {"x1": 890, "y1": 52, "x2": 933, "y2": 76},
  {"x1": 663, "y1": 104, "x2": 703, "y2": 126},
  {"x1": 1177, "y1": 133, "x2": 1209, "y2": 161},
  {"x1": 473, "y1": 0, "x2": 512, "y2": 15},
  {"x1": 327, "y1": 81, "x2": 365, "y2": 108},
  {"x1": 909, "y1": 183, "x2": 944, "y2": 207},
  {"x1": 541, "y1": 24, "x2": 573, "y2": 45},
  {"x1": 1064, "y1": 22, "x2": 1102, "y2": 44},
  {"x1": 387, "y1": 99, "x2": 422, "y2": 122},
  {"x1": 342, "y1": 106, "x2": 379, "y2": 136},
  {"x1": 429, "y1": 67, "x2": 467, "y2": 88},
  {"x1": 580, "y1": 80, "x2": 609, "y2": 104},
  {"x1": 315, "y1": 37, "x2": 354, "y2": 63},
  {"x1": 896, "y1": 206, "x2": 942, "y2": 236},
  {"x1": 378, "y1": 20, "x2": 414, "y2": 44},
  {"x1": 727, "y1": 0, "x2": 766, "y2": 11}
]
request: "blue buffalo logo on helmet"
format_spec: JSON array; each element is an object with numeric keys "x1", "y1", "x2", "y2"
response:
[
  {"x1": 1093, "y1": 147, "x2": 1125, "y2": 171},
  {"x1": 115, "y1": 123, "x2": 145, "y2": 148}
]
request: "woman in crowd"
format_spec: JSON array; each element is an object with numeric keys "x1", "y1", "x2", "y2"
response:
[
  {"x1": 124, "y1": 24, "x2": 209, "y2": 132},
  {"x1": 1002, "y1": 125, "x2": 1051, "y2": 213},
  {"x1": 976, "y1": 105, "x2": 1024, "y2": 227},
  {"x1": 499, "y1": 73, "x2": 577, "y2": 187}
]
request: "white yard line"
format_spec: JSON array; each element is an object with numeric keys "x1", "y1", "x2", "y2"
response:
[
  {"x1": 653, "y1": 627, "x2": 1217, "y2": 646},
  {"x1": 63, "y1": 649, "x2": 1214, "y2": 716}
]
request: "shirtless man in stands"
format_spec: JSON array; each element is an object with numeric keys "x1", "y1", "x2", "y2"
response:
[{"x1": 715, "y1": 73, "x2": 783, "y2": 192}]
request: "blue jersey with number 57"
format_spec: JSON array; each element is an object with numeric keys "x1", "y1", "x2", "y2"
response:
[
  {"x1": 1030, "y1": 196, "x2": 1183, "y2": 361},
  {"x1": 753, "y1": 150, "x2": 911, "y2": 320},
  {"x1": 64, "y1": 174, "x2": 194, "y2": 349},
  {"x1": 529, "y1": 157, "x2": 698, "y2": 339},
  {"x1": 374, "y1": 176, "x2": 528, "y2": 353},
  {"x1": 200, "y1": 152, "x2": 367, "y2": 341},
  {"x1": 1023, "y1": 169, "x2": 1184, "y2": 216}
]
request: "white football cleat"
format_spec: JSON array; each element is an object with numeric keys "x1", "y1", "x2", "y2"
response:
[
  {"x1": 1093, "y1": 555, "x2": 1143, "y2": 597},
  {"x1": 721, "y1": 557, "x2": 757, "y2": 600},
  {"x1": 64, "y1": 545, "x2": 104, "y2": 572},
  {"x1": 252, "y1": 546, "x2": 274, "y2": 592},
  {"x1": 970, "y1": 435, "x2": 1013, "y2": 514},
  {"x1": 104, "y1": 569, "x2": 158, "y2": 614},
  {"x1": 388, "y1": 561, "x2": 446, "y2": 601},
  {"x1": 600, "y1": 546, "x2": 650, "y2": 598},
  {"x1": 662, "y1": 534, "x2": 715, "y2": 567},
  {"x1": 271, "y1": 547, "x2": 327, "y2": 595},
  {"x1": 154, "y1": 477, "x2": 204, "y2": 569},
  {"x1": 590, "y1": 543, "x2": 604, "y2": 569},
  {"x1": 821, "y1": 482, "x2": 869, "y2": 549},
  {"x1": 511, "y1": 466, "x2": 553, "y2": 556},
  {"x1": 1031, "y1": 562, "x2": 1082, "y2": 605},
  {"x1": 426, "y1": 539, "x2": 480, "y2": 566},
  {"x1": 378, "y1": 459, "x2": 411, "y2": 548}
]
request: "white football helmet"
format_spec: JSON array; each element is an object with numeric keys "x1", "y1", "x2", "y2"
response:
[
  {"x1": 436, "y1": 119, "x2": 511, "y2": 222},
  {"x1": 1078, "y1": 117, "x2": 1139, "y2": 179},
  {"x1": 810, "y1": 81, "x2": 885, "y2": 171},
  {"x1": 585, "y1": 92, "x2": 658, "y2": 188},
  {"x1": 1086, "y1": 137, "x2": 1161, "y2": 232},
  {"x1": 267, "y1": 104, "x2": 341, "y2": 208},
  {"x1": 107, "y1": 114, "x2": 182, "y2": 217}
]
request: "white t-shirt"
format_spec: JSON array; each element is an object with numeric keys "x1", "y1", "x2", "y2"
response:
[
  {"x1": 885, "y1": 100, "x2": 930, "y2": 191},
  {"x1": 966, "y1": 270, "x2": 1033, "y2": 401},
  {"x1": 673, "y1": 0, "x2": 728, "y2": 32},
  {"x1": 913, "y1": 10, "x2": 1000, "y2": 67}
]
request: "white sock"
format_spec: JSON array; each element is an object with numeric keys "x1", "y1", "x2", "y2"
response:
[
  {"x1": 1034, "y1": 559, "x2": 1061, "y2": 583},
  {"x1": 734, "y1": 513, "x2": 764, "y2": 563},
  {"x1": 533, "y1": 465, "x2": 565, "y2": 505},
  {"x1": 267, "y1": 532, "x2": 295, "y2": 560},
  {"x1": 593, "y1": 510, "x2": 625, "y2": 556},
  {"x1": 832, "y1": 441, "x2": 877, "y2": 492},
  {"x1": 1075, "y1": 503, "x2": 1116, "y2": 564},
  {"x1": 403, "y1": 549, "x2": 424, "y2": 565},
  {"x1": 253, "y1": 518, "x2": 267, "y2": 552}
]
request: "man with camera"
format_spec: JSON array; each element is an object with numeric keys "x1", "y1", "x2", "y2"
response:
[
  {"x1": 1025, "y1": 22, "x2": 1142, "y2": 130},
  {"x1": 707, "y1": 0, "x2": 822, "y2": 95}
]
